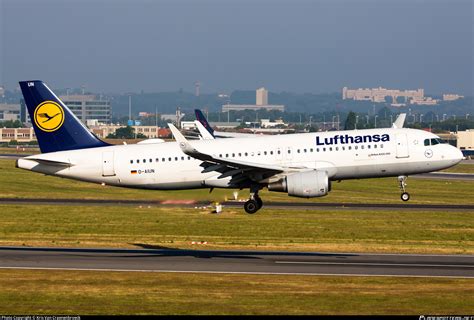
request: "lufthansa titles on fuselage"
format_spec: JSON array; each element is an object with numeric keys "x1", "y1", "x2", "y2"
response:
[{"x1": 316, "y1": 133, "x2": 390, "y2": 146}]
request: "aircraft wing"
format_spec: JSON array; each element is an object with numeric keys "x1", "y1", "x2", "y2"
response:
[{"x1": 168, "y1": 123, "x2": 306, "y2": 186}]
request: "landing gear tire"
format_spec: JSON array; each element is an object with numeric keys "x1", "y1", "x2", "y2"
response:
[
  {"x1": 401, "y1": 192, "x2": 410, "y2": 202},
  {"x1": 398, "y1": 175, "x2": 410, "y2": 202},
  {"x1": 244, "y1": 199, "x2": 259, "y2": 214},
  {"x1": 255, "y1": 196, "x2": 263, "y2": 209}
]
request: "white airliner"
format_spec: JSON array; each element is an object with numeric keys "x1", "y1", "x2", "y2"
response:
[{"x1": 17, "y1": 81, "x2": 463, "y2": 213}]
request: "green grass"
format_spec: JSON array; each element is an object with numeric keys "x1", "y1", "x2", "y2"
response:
[
  {"x1": 441, "y1": 163, "x2": 474, "y2": 174},
  {"x1": 1, "y1": 204, "x2": 472, "y2": 254},
  {"x1": 1, "y1": 159, "x2": 473, "y2": 205},
  {"x1": 0, "y1": 270, "x2": 472, "y2": 315},
  {"x1": 1, "y1": 158, "x2": 473, "y2": 315}
]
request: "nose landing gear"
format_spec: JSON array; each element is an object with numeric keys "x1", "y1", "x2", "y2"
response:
[{"x1": 398, "y1": 175, "x2": 410, "y2": 201}]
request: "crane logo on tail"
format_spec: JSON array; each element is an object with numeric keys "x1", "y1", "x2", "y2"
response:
[{"x1": 34, "y1": 101, "x2": 65, "y2": 132}]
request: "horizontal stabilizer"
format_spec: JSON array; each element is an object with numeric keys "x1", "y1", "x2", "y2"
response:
[{"x1": 26, "y1": 158, "x2": 72, "y2": 167}]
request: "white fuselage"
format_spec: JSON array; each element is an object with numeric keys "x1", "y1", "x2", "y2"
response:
[{"x1": 17, "y1": 128, "x2": 463, "y2": 191}]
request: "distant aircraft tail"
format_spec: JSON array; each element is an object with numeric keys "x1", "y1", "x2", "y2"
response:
[
  {"x1": 194, "y1": 109, "x2": 215, "y2": 137},
  {"x1": 19, "y1": 80, "x2": 109, "y2": 153}
]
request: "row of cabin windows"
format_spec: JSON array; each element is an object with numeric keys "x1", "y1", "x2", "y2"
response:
[
  {"x1": 129, "y1": 143, "x2": 385, "y2": 164},
  {"x1": 216, "y1": 144, "x2": 384, "y2": 158},
  {"x1": 317, "y1": 143, "x2": 384, "y2": 152},
  {"x1": 131, "y1": 156, "x2": 192, "y2": 164}
]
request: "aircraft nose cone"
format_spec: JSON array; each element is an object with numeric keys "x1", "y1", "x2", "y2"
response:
[{"x1": 452, "y1": 146, "x2": 464, "y2": 163}]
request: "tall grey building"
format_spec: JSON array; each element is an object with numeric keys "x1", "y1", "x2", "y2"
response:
[
  {"x1": 256, "y1": 87, "x2": 268, "y2": 106},
  {"x1": 59, "y1": 94, "x2": 112, "y2": 124},
  {"x1": 222, "y1": 87, "x2": 284, "y2": 112},
  {"x1": 0, "y1": 103, "x2": 20, "y2": 121}
]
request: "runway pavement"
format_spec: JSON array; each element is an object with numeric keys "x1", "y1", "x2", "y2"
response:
[
  {"x1": 1, "y1": 197, "x2": 473, "y2": 211},
  {"x1": 0, "y1": 246, "x2": 472, "y2": 278}
]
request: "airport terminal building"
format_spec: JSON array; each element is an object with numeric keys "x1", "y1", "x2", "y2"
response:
[{"x1": 59, "y1": 94, "x2": 112, "y2": 124}]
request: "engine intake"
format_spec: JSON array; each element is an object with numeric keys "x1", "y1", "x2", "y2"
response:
[{"x1": 268, "y1": 170, "x2": 330, "y2": 198}]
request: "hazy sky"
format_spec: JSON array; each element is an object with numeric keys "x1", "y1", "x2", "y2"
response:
[{"x1": 1, "y1": 0, "x2": 472, "y2": 95}]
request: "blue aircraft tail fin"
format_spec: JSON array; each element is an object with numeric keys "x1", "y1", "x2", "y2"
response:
[
  {"x1": 19, "y1": 80, "x2": 109, "y2": 153},
  {"x1": 194, "y1": 109, "x2": 214, "y2": 137}
]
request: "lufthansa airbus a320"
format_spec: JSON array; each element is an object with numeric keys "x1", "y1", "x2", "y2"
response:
[{"x1": 17, "y1": 80, "x2": 463, "y2": 213}]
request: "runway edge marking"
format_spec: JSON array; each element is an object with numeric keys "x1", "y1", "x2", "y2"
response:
[{"x1": 0, "y1": 266, "x2": 472, "y2": 279}]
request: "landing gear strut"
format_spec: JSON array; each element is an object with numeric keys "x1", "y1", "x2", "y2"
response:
[
  {"x1": 244, "y1": 185, "x2": 263, "y2": 214},
  {"x1": 398, "y1": 175, "x2": 410, "y2": 201}
]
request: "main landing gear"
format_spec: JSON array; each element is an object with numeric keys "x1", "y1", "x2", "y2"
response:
[
  {"x1": 398, "y1": 175, "x2": 410, "y2": 201},
  {"x1": 244, "y1": 185, "x2": 263, "y2": 214}
]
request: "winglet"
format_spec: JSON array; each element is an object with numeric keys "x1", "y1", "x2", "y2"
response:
[
  {"x1": 168, "y1": 123, "x2": 198, "y2": 153},
  {"x1": 168, "y1": 123, "x2": 213, "y2": 161},
  {"x1": 392, "y1": 113, "x2": 406, "y2": 129}
]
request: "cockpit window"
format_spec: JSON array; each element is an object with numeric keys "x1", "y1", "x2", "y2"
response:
[{"x1": 425, "y1": 138, "x2": 444, "y2": 146}]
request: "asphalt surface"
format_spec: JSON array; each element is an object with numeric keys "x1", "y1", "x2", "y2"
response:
[
  {"x1": 0, "y1": 246, "x2": 472, "y2": 278},
  {"x1": 1, "y1": 197, "x2": 473, "y2": 211}
]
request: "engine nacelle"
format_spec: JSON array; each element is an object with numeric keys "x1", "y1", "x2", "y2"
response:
[{"x1": 268, "y1": 170, "x2": 330, "y2": 198}]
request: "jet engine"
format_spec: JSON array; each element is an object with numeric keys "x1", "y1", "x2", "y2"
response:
[{"x1": 267, "y1": 170, "x2": 330, "y2": 198}]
